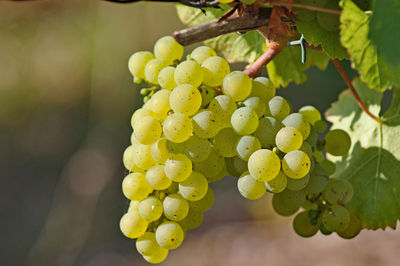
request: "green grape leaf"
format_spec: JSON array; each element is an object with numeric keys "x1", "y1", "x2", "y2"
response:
[
  {"x1": 326, "y1": 78, "x2": 400, "y2": 230},
  {"x1": 369, "y1": 0, "x2": 400, "y2": 68},
  {"x1": 340, "y1": 0, "x2": 400, "y2": 91}
]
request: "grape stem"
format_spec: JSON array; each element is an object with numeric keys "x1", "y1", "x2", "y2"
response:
[
  {"x1": 332, "y1": 59, "x2": 383, "y2": 124},
  {"x1": 265, "y1": 0, "x2": 341, "y2": 15},
  {"x1": 243, "y1": 48, "x2": 281, "y2": 78}
]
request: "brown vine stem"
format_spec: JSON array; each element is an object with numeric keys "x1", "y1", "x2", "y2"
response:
[
  {"x1": 265, "y1": 0, "x2": 342, "y2": 15},
  {"x1": 332, "y1": 59, "x2": 383, "y2": 123},
  {"x1": 244, "y1": 48, "x2": 281, "y2": 78}
]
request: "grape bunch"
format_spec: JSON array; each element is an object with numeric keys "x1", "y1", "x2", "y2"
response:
[{"x1": 121, "y1": 36, "x2": 357, "y2": 263}]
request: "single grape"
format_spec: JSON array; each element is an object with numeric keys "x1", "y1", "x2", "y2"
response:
[
  {"x1": 189, "y1": 187, "x2": 214, "y2": 211},
  {"x1": 322, "y1": 178, "x2": 353, "y2": 205},
  {"x1": 267, "y1": 96, "x2": 291, "y2": 121},
  {"x1": 248, "y1": 149, "x2": 281, "y2": 182},
  {"x1": 303, "y1": 164, "x2": 329, "y2": 194},
  {"x1": 313, "y1": 150, "x2": 324, "y2": 163},
  {"x1": 207, "y1": 164, "x2": 228, "y2": 183},
  {"x1": 337, "y1": 212, "x2": 362, "y2": 239},
  {"x1": 123, "y1": 145, "x2": 143, "y2": 172},
  {"x1": 164, "y1": 153, "x2": 192, "y2": 182},
  {"x1": 184, "y1": 135, "x2": 212, "y2": 162},
  {"x1": 128, "y1": 51, "x2": 154, "y2": 79},
  {"x1": 253, "y1": 116, "x2": 283, "y2": 149},
  {"x1": 236, "y1": 135, "x2": 261, "y2": 161},
  {"x1": 319, "y1": 223, "x2": 332, "y2": 235},
  {"x1": 231, "y1": 107, "x2": 259, "y2": 135},
  {"x1": 142, "y1": 247, "x2": 168, "y2": 264},
  {"x1": 145, "y1": 164, "x2": 172, "y2": 190},
  {"x1": 138, "y1": 196, "x2": 163, "y2": 222},
  {"x1": 201, "y1": 56, "x2": 230, "y2": 87},
  {"x1": 299, "y1": 141, "x2": 313, "y2": 158},
  {"x1": 133, "y1": 116, "x2": 162, "y2": 145},
  {"x1": 178, "y1": 171, "x2": 209, "y2": 201},
  {"x1": 314, "y1": 120, "x2": 327, "y2": 133},
  {"x1": 163, "y1": 113, "x2": 193, "y2": 143},
  {"x1": 130, "y1": 108, "x2": 158, "y2": 129},
  {"x1": 193, "y1": 149, "x2": 225, "y2": 178},
  {"x1": 170, "y1": 84, "x2": 202, "y2": 116},
  {"x1": 136, "y1": 232, "x2": 166, "y2": 257},
  {"x1": 122, "y1": 172, "x2": 153, "y2": 201},
  {"x1": 199, "y1": 86, "x2": 217, "y2": 107},
  {"x1": 299, "y1": 105, "x2": 321, "y2": 125},
  {"x1": 192, "y1": 109, "x2": 221, "y2": 139},
  {"x1": 322, "y1": 205, "x2": 351, "y2": 232},
  {"x1": 213, "y1": 127, "x2": 240, "y2": 158},
  {"x1": 163, "y1": 193, "x2": 189, "y2": 221},
  {"x1": 155, "y1": 221, "x2": 185, "y2": 250},
  {"x1": 317, "y1": 1, "x2": 341, "y2": 31},
  {"x1": 191, "y1": 46, "x2": 216, "y2": 64},
  {"x1": 166, "y1": 140, "x2": 185, "y2": 154},
  {"x1": 133, "y1": 143, "x2": 157, "y2": 170},
  {"x1": 154, "y1": 36, "x2": 183, "y2": 64},
  {"x1": 282, "y1": 150, "x2": 311, "y2": 179},
  {"x1": 275, "y1": 127, "x2": 303, "y2": 153},
  {"x1": 249, "y1": 77, "x2": 276, "y2": 102},
  {"x1": 144, "y1": 89, "x2": 171, "y2": 121},
  {"x1": 225, "y1": 156, "x2": 247, "y2": 177},
  {"x1": 174, "y1": 60, "x2": 204, "y2": 87},
  {"x1": 144, "y1": 58, "x2": 166, "y2": 84},
  {"x1": 324, "y1": 129, "x2": 351, "y2": 156},
  {"x1": 320, "y1": 160, "x2": 336, "y2": 175},
  {"x1": 158, "y1": 66, "x2": 177, "y2": 90},
  {"x1": 243, "y1": 96, "x2": 266, "y2": 117},
  {"x1": 272, "y1": 189, "x2": 306, "y2": 216},
  {"x1": 306, "y1": 127, "x2": 318, "y2": 147},
  {"x1": 120, "y1": 211, "x2": 148, "y2": 239},
  {"x1": 151, "y1": 138, "x2": 172, "y2": 164},
  {"x1": 179, "y1": 208, "x2": 204, "y2": 230},
  {"x1": 237, "y1": 174, "x2": 267, "y2": 200},
  {"x1": 293, "y1": 211, "x2": 319, "y2": 237},
  {"x1": 282, "y1": 113, "x2": 311, "y2": 139},
  {"x1": 222, "y1": 71, "x2": 252, "y2": 101},
  {"x1": 265, "y1": 170, "x2": 287, "y2": 193},
  {"x1": 286, "y1": 174, "x2": 310, "y2": 191},
  {"x1": 128, "y1": 200, "x2": 140, "y2": 213},
  {"x1": 208, "y1": 95, "x2": 237, "y2": 128}
]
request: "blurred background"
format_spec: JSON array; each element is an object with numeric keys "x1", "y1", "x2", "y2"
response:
[{"x1": 0, "y1": 1, "x2": 398, "y2": 266}]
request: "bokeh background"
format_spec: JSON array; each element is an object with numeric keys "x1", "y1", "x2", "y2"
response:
[{"x1": 0, "y1": 1, "x2": 398, "y2": 266}]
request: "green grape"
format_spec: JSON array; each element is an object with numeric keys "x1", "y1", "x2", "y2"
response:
[
  {"x1": 128, "y1": 51, "x2": 154, "y2": 79},
  {"x1": 322, "y1": 178, "x2": 353, "y2": 205},
  {"x1": 267, "y1": 96, "x2": 291, "y2": 121},
  {"x1": 151, "y1": 137, "x2": 172, "y2": 164},
  {"x1": 282, "y1": 113, "x2": 311, "y2": 139},
  {"x1": 123, "y1": 145, "x2": 143, "y2": 172},
  {"x1": 303, "y1": 164, "x2": 329, "y2": 194},
  {"x1": 201, "y1": 56, "x2": 230, "y2": 87},
  {"x1": 165, "y1": 153, "x2": 192, "y2": 182},
  {"x1": 299, "y1": 105, "x2": 321, "y2": 125},
  {"x1": 144, "y1": 58, "x2": 166, "y2": 84},
  {"x1": 306, "y1": 127, "x2": 318, "y2": 146},
  {"x1": 222, "y1": 71, "x2": 252, "y2": 101},
  {"x1": 322, "y1": 205, "x2": 350, "y2": 232},
  {"x1": 208, "y1": 95, "x2": 237, "y2": 128},
  {"x1": 233, "y1": 156, "x2": 248, "y2": 177},
  {"x1": 317, "y1": 1, "x2": 341, "y2": 31},
  {"x1": 174, "y1": 60, "x2": 204, "y2": 87},
  {"x1": 282, "y1": 150, "x2": 311, "y2": 179},
  {"x1": 189, "y1": 187, "x2": 214, "y2": 211},
  {"x1": 145, "y1": 164, "x2": 172, "y2": 190},
  {"x1": 120, "y1": 211, "x2": 148, "y2": 239},
  {"x1": 265, "y1": 170, "x2": 287, "y2": 193},
  {"x1": 249, "y1": 77, "x2": 276, "y2": 102},
  {"x1": 155, "y1": 221, "x2": 185, "y2": 250},
  {"x1": 286, "y1": 174, "x2": 310, "y2": 191},
  {"x1": 199, "y1": 86, "x2": 217, "y2": 107},
  {"x1": 143, "y1": 248, "x2": 168, "y2": 264},
  {"x1": 320, "y1": 159, "x2": 336, "y2": 175},
  {"x1": 128, "y1": 200, "x2": 140, "y2": 213},
  {"x1": 213, "y1": 127, "x2": 240, "y2": 158},
  {"x1": 193, "y1": 149, "x2": 224, "y2": 177},
  {"x1": 153, "y1": 36, "x2": 183, "y2": 64},
  {"x1": 301, "y1": 200, "x2": 319, "y2": 211},
  {"x1": 138, "y1": 196, "x2": 163, "y2": 221},
  {"x1": 275, "y1": 127, "x2": 303, "y2": 153},
  {"x1": 178, "y1": 171, "x2": 208, "y2": 201},
  {"x1": 337, "y1": 212, "x2": 362, "y2": 239},
  {"x1": 178, "y1": 208, "x2": 204, "y2": 230},
  {"x1": 192, "y1": 110, "x2": 221, "y2": 139},
  {"x1": 133, "y1": 116, "x2": 162, "y2": 145},
  {"x1": 163, "y1": 193, "x2": 189, "y2": 221},
  {"x1": 163, "y1": 113, "x2": 193, "y2": 143},
  {"x1": 136, "y1": 232, "x2": 166, "y2": 257},
  {"x1": 133, "y1": 143, "x2": 157, "y2": 170},
  {"x1": 314, "y1": 120, "x2": 327, "y2": 133},
  {"x1": 319, "y1": 223, "x2": 332, "y2": 235},
  {"x1": 231, "y1": 107, "x2": 259, "y2": 135},
  {"x1": 253, "y1": 116, "x2": 282, "y2": 149},
  {"x1": 240, "y1": 0, "x2": 256, "y2": 4},
  {"x1": 293, "y1": 211, "x2": 319, "y2": 237},
  {"x1": 144, "y1": 89, "x2": 171, "y2": 121},
  {"x1": 237, "y1": 174, "x2": 267, "y2": 200},
  {"x1": 313, "y1": 150, "x2": 324, "y2": 163},
  {"x1": 299, "y1": 141, "x2": 313, "y2": 158},
  {"x1": 236, "y1": 135, "x2": 261, "y2": 161},
  {"x1": 325, "y1": 129, "x2": 351, "y2": 156},
  {"x1": 248, "y1": 149, "x2": 281, "y2": 182},
  {"x1": 131, "y1": 108, "x2": 158, "y2": 129},
  {"x1": 170, "y1": 84, "x2": 202, "y2": 116},
  {"x1": 226, "y1": 157, "x2": 243, "y2": 177},
  {"x1": 191, "y1": 45, "x2": 216, "y2": 64},
  {"x1": 167, "y1": 181, "x2": 179, "y2": 194},
  {"x1": 206, "y1": 163, "x2": 228, "y2": 183},
  {"x1": 184, "y1": 135, "x2": 212, "y2": 162},
  {"x1": 165, "y1": 139, "x2": 185, "y2": 154},
  {"x1": 272, "y1": 189, "x2": 305, "y2": 216},
  {"x1": 243, "y1": 96, "x2": 266, "y2": 117},
  {"x1": 122, "y1": 172, "x2": 153, "y2": 201},
  {"x1": 158, "y1": 66, "x2": 177, "y2": 90}
]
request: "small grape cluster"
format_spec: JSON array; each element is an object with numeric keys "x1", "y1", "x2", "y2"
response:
[
  {"x1": 121, "y1": 36, "x2": 357, "y2": 263},
  {"x1": 295, "y1": 0, "x2": 341, "y2": 31}
]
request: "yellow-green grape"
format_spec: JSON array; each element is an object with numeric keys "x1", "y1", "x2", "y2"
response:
[
  {"x1": 282, "y1": 150, "x2": 311, "y2": 179},
  {"x1": 237, "y1": 174, "x2": 267, "y2": 200},
  {"x1": 163, "y1": 193, "x2": 189, "y2": 221},
  {"x1": 218, "y1": 0, "x2": 234, "y2": 3},
  {"x1": 231, "y1": 107, "x2": 259, "y2": 135},
  {"x1": 268, "y1": 96, "x2": 291, "y2": 121},
  {"x1": 155, "y1": 221, "x2": 185, "y2": 250},
  {"x1": 208, "y1": 95, "x2": 237, "y2": 128},
  {"x1": 322, "y1": 178, "x2": 353, "y2": 205},
  {"x1": 184, "y1": 135, "x2": 212, "y2": 163},
  {"x1": 226, "y1": 157, "x2": 242, "y2": 177},
  {"x1": 123, "y1": 145, "x2": 143, "y2": 172},
  {"x1": 165, "y1": 153, "x2": 192, "y2": 182},
  {"x1": 120, "y1": 211, "x2": 148, "y2": 239},
  {"x1": 151, "y1": 137, "x2": 171, "y2": 164},
  {"x1": 145, "y1": 165, "x2": 172, "y2": 190},
  {"x1": 304, "y1": 164, "x2": 329, "y2": 194},
  {"x1": 153, "y1": 36, "x2": 183, "y2": 64},
  {"x1": 193, "y1": 149, "x2": 225, "y2": 177},
  {"x1": 286, "y1": 174, "x2": 310, "y2": 191},
  {"x1": 128, "y1": 51, "x2": 154, "y2": 79},
  {"x1": 325, "y1": 129, "x2": 351, "y2": 156},
  {"x1": 249, "y1": 77, "x2": 276, "y2": 102},
  {"x1": 178, "y1": 208, "x2": 203, "y2": 230},
  {"x1": 192, "y1": 110, "x2": 221, "y2": 139},
  {"x1": 293, "y1": 211, "x2": 319, "y2": 237},
  {"x1": 179, "y1": 171, "x2": 208, "y2": 201},
  {"x1": 236, "y1": 135, "x2": 261, "y2": 161},
  {"x1": 174, "y1": 60, "x2": 204, "y2": 87},
  {"x1": 248, "y1": 149, "x2": 281, "y2": 182},
  {"x1": 337, "y1": 212, "x2": 362, "y2": 239},
  {"x1": 136, "y1": 232, "x2": 165, "y2": 256},
  {"x1": 213, "y1": 127, "x2": 240, "y2": 158},
  {"x1": 131, "y1": 108, "x2": 158, "y2": 129},
  {"x1": 170, "y1": 84, "x2": 202, "y2": 116},
  {"x1": 158, "y1": 66, "x2": 177, "y2": 90},
  {"x1": 128, "y1": 200, "x2": 140, "y2": 213},
  {"x1": 272, "y1": 189, "x2": 306, "y2": 216},
  {"x1": 144, "y1": 58, "x2": 166, "y2": 84},
  {"x1": 265, "y1": 170, "x2": 287, "y2": 193},
  {"x1": 133, "y1": 143, "x2": 157, "y2": 170},
  {"x1": 320, "y1": 160, "x2": 336, "y2": 175},
  {"x1": 201, "y1": 56, "x2": 230, "y2": 87},
  {"x1": 299, "y1": 141, "x2": 313, "y2": 158},
  {"x1": 166, "y1": 140, "x2": 185, "y2": 154},
  {"x1": 322, "y1": 205, "x2": 350, "y2": 232},
  {"x1": 240, "y1": 0, "x2": 256, "y2": 4},
  {"x1": 222, "y1": 71, "x2": 252, "y2": 101},
  {"x1": 243, "y1": 96, "x2": 266, "y2": 117},
  {"x1": 253, "y1": 116, "x2": 282, "y2": 149},
  {"x1": 207, "y1": 163, "x2": 228, "y2": 183},
  {"x1": 314, "y1": 119, "x2": 327, "y2": 133},
  {"x1": 122, "y1": 172, "x2": 153, "y2": 201},
  {"x1": 191, "y1": 45, "x2": 216, "y2": 64},
  {"x1": 133, "y1": 116, "x2": 162, "y2": 145},
  {"x1": 299, "y1": 105, "x2": 321, "y2": 125},
  {"x1": 163, "y1": 113, "x2": 193, "y2": 143},
  {"x1": 199, "y1": 86, "x2": 216, "y2": 107},
  {"x1": 189, "y1": 186, "x2": 214, "y2": 211},
  {"x1": 144, "y1": 89, "x2": 171, "y2": 121},
  {"x1": 282, "y1": 113, "x2": 310, "y2": 139},
  {"x1": 143, "y1": 247, "x2": 168, "y2": 264},
  {"x1": 138, "y1": 197, "x2": 163, "y2": 221},
  {"x1": 275, "y1": 127, "x2": 303, "y2": 153}
]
